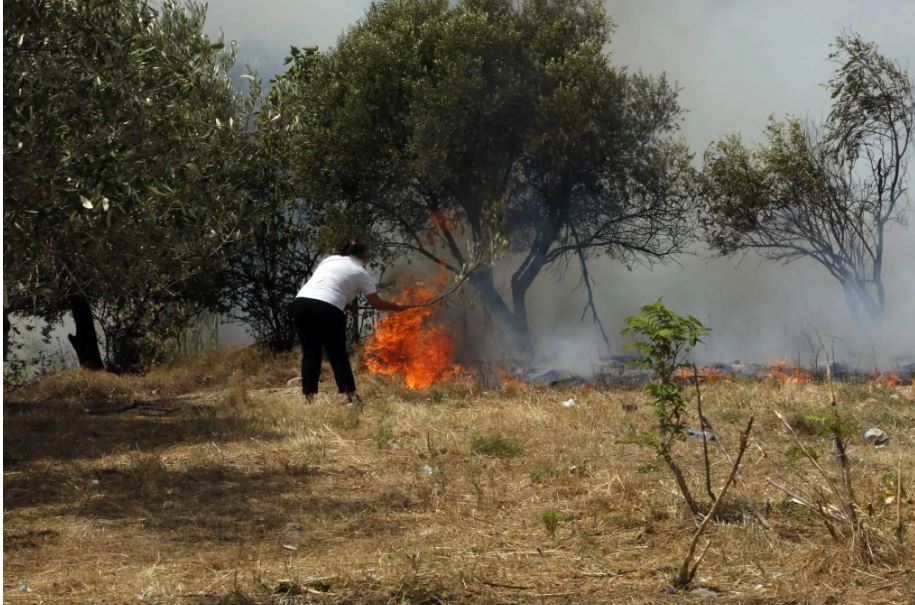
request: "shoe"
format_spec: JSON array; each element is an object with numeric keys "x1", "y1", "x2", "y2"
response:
[{"x1": 346, "y1": 392, "x2": 362, "y2": 406}]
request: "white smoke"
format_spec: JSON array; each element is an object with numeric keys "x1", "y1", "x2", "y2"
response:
[{"x1": 513, "y1": 0, "x2": 915, "y2": 370}]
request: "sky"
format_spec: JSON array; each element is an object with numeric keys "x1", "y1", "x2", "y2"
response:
[
  {"x1": 203, "y1": 0, "x2": 915, "y2": 149},
  {"x1": 202, "y1": 1, "x2": 914, "y2": 368}
]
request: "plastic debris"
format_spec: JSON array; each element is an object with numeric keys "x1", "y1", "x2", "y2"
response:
[
  {"x1": 687, "y1": 428, "x2": 717, "y2": 442},
  {"x1": 863, "y1": 428, "x2": 889, "y2": 446},
  {"x1": 421, "y1": 465, "x2": 435, "y2": 475},
  {"x1": 282, "y1": 544, "x2": 298, "y2": 551},
  {"x1": 561, "y1": 398, "x2": 576, "y2": 408}
]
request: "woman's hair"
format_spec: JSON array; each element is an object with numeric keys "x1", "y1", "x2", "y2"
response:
[{"x1": 337, "y1": 238, "x2": 370, "y2": 258}]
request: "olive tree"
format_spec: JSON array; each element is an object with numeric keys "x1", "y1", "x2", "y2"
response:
[
  {"x1": 701, "y1": 33, "x2": 913, "y2": 323},
  {"x1": 4, "y1": 0, "x2": 250, "y2": 369},
  {"x1": 293, "y1": 0, "x2": 694, "y2": 352},
  {"x1": 223, "y1": 51, "x2": 324, "y2": 351}
]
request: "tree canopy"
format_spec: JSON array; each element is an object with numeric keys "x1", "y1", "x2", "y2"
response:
[
  {"x1": 4, "y1": 0, "x2": 251, "y2": 369},
  {"x1": 701, "y1": 33, "x2": 913, "y2": 323},
  {"x1": 291, "y1": 0, "x2": 695, "y2": 351},
  {"x1": 221, "y1": 53, "x2": 324, "y2": 352}
]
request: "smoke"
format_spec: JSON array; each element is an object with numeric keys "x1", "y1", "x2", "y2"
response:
[
  {"x1": 213, "y1": 0, "x2": 912, "y2": 369},
  {"x1": 525, "y1": 241, "x2": 915, "y2": 372},
  {"x1": 511, "y1": 0, "x2": 915, "y2": 370}
]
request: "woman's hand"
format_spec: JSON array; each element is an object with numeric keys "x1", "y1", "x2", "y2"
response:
[{"x1": 366, "y1": 293, "x2": 406, "y2": 312}]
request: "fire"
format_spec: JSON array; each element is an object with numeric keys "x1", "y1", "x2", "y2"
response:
[
  {"x1": 673, "y1": 366, "x2": 728, "y2": 383},
  {"x1": 418, "y1": 211, "x2": 464, "y2": 247},
  {"x1": 364, "y1": 278, "x2": 462, "y2": 390},
  {"x1": 499, "y1": 367, "x2": 526, "y2": 390},
  {"x1": 766, "y1": 359, "x2": 810, "y2": 384},
  {"x1": 870, "y1": 370, "x2": 900, "y2": 387}
]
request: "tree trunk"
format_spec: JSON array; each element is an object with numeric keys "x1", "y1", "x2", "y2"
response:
[
  {"x1": 510, "y1": 292, "x2": 532, "y2": 352},
  {"x1": 495, "y1": 172, "x2": 568, "y2": 357},
  {"x1": 347, "y1": 302, "x2": 361, "y2": 345},
  {"x1": 67, "y1": 295, "x2": 104, "y2": 369},
  {"x1": 507, "y1": 236, "x2": 556, "y2": 354},
  {"x1": 841, "y1": 279, "x2": 883, "y2": 324},
  {"x1": 841, "y1": 282, "x2": 863, "y2": 323},
  {"x1": 3, "y1": 307, "x2": 10, "y2": 362},
  {"x1": 468, "y1": 268, "x2": 531, "y2": 358},
  {"x1": 509, "y1": 253, "x2": 549, "y2": 354},
  {"x1": 874, "y1": 275, "x2": 886, "y2": 322}
]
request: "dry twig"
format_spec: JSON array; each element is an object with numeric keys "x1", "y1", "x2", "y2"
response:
[
  {"x1": 692, "y1": 363, "x2": 716, "y2": 503},
  {"x1": 675, "y1": 416, "x2": 754, "y2": 588},
  {"x1": 399, "y1": 255, "x2": 483, "y2": 309},
  {"x1": 895, "y1": 458, "x2": 904, "y2": 543}
]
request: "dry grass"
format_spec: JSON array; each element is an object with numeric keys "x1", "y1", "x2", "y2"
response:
[
  {"x1": 9, "y1": 346, "x2": 297, "y2": 409},
  {"x1": 4, "y1": 351, "x2": 915, "y2": 604}
]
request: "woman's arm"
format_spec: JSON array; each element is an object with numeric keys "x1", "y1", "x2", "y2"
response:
[{"x1": 366, "y1": 293, "x2": 405, "y2": 312}]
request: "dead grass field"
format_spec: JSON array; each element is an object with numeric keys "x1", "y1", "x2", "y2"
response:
[{"x1": 4, "y1": 348, "x2": 915, "y2": 604}]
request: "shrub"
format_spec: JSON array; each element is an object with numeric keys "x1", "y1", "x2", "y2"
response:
[
  {"x1": 622, "y1": 299, "x2": 709, "y2": 516},
  {"x1": 541, "y1": 509, "x2": 561, "y2": 536},
  {"x1": 375, "y1": 424, "x2": 395, "y2": 449}
]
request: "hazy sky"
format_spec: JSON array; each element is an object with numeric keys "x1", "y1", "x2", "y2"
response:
[
  {"x1": 202, "y1": 1, "x2": 915, "y2": 365},
  {"x1": 204, "y1": 0, "x2": 915, "y2": 149}
]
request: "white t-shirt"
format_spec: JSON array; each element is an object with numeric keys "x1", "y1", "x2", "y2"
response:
[{"x1": 296, "y1": 255, "x2": 377, "y2": 311}]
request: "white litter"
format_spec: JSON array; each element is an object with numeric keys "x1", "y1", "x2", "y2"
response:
[
  {"x1": 561, "y1": 398, "x2": 576, "y2": 408},
  {"x1": 864, "y1": 428, "x2": 889, "y2": 446}
]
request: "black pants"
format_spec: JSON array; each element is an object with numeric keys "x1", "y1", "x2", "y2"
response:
[{"x1": 292, "y1": 297, "x2": 356, "y2": 395}]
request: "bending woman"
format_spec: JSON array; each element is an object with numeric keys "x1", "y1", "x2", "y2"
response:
[{"x1": 293, "y1": 239, "x2": 403, "y2": 403}]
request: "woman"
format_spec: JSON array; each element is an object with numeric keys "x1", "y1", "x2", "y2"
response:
[{"x1": 293, "y1": 239, "x2": 404, "y2": 403}]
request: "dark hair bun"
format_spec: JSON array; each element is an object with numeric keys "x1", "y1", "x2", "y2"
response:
[{"x1": 337, "y1": 238, "x2": 370, "y2": 257}]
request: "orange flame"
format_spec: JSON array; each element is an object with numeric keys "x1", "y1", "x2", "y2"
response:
[
  {"x1": 673, "y1": 366, "x2": 728, "y2": 383},
  {"x1": 870, "y1": 369, "x2": 900, "y2": 387},
  {"x1": 498, "y1": 367, "x2": 526, "y2": 390},
  {"x1": 364, "y1": 277, "x2": 462, "y2": 390},
  {"x1": 766, "y1": 359, "x2": 810, "y2": 384}
]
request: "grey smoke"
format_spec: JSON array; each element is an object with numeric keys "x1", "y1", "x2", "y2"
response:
[
  {"x1": 204, "y1": 0, "x2": 915, "y2": 369},
  {"x1": 531, "y1": 0, "x2": 915, "y2": 369}
]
